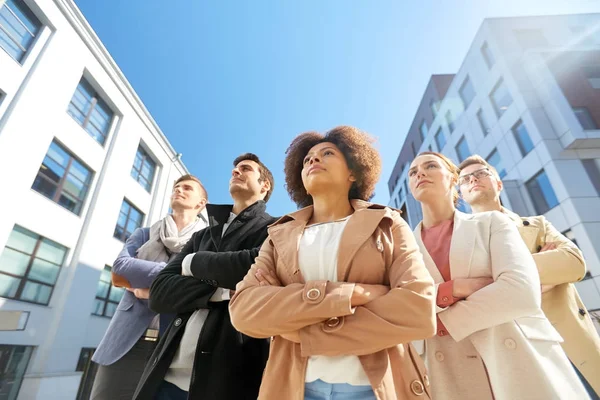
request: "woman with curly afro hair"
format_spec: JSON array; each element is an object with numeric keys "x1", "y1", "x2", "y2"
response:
[{"x1": 230, "y1": 126, "x2": 436, "y2": 400}]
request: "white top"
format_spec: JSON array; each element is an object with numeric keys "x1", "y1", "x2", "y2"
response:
[
  {"x1": 298, "y1": 216, "x2": 370, "y2": 386},
  {"x1": 165, "y1": 212, "x2": 236, "y2": 390}
]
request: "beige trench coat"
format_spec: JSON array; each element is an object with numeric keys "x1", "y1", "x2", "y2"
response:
[
  {"x1": 230, "y1": 200, "x2": 437, "y2": 399},
  {"x1": 413, "y1": 210, "x2": 588, "y2": 400},
  {"x1": 503, "y1": 207, "x2": 600, "y2": 395}
]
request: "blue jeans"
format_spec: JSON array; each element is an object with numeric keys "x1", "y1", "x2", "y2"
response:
[
  {"x1": 154, "y1": 380, "x2": 188, "y2": 400},
  {"x1": 304, "y1": 379, "x2": 376, "y2": 400}
]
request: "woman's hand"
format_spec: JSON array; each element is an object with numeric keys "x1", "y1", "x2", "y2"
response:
[
  {"x1": 350, "y1": 284, "x2": 390, "y2": 307},
  {"x1": 254, "y1": 267, "x2": 282, "y2": 286},
  {"x1": 452, "y1": 278, "x2": 494, "y2": 299}
]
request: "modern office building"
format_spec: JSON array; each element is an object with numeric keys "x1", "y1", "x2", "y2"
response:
[
  {"x1": 388, "y1": 13, "x2": 600, "y2": 327},
  {"x1": 0, "y1": 0, "x2": 189, "y2": 399}
]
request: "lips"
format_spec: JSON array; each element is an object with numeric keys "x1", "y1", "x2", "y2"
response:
[
  {"x1": 417, "y1": 180, "x2": 432, "y2": 188},
  {"x1": 307, "y1": 165, "x2": 324, "y2": 175}
]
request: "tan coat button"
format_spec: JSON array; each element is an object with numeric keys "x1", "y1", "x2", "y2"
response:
[
  {"x1": 376, "y1": 239, "x2": 384, "y2": 252},
  {"x1": 504, "y1": 338, "x2": 516, "y2": 349},
  {"x1": 325, "y1": 317, "x2": 340, "y2": 328},
  {"x1": 306, "y1": 288, "x2": 321, "y2": 300},
  {"x1": 435, "y1": 351, "x2": 444, "y2": 362},
  {"x1": 423, "y1": 374, "x2": 430, "y2": 387},
  {"x1": 410, "y1": 380, "x2": 425, "y2": 396}
]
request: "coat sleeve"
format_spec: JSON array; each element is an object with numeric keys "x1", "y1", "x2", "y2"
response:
[
  {"x1": 297, "y1": 213, "x2": 436, "y2": 357},
  {"x1": 149, "y1": 234, "x2": 219, "y2": 314},
  {"x1": 534, "y1": 217, "x2": 586, "y2": 285},
  {"x1": 439, "y1": 212, "x2": 541, "y2": 342},
  {"x1": 112, "y1": 228, "x2": 167, "y2": 289},
  {"x1": 188, "y1": 248, "x2": 261, "y2": 290},
  {"x1": 229, "y1": 238, "x2": 358, "y2": 338}
]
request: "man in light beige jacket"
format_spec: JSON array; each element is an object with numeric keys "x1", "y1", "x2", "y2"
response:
[{"x1": 459, "y1": 155, "x2": 600, "y2": 399}]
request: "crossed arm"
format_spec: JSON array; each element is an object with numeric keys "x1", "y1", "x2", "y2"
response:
[{"x1": 229, "y1": 214, "x2": 437, "y2": 357}]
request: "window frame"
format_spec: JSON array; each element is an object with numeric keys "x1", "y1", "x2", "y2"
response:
[
  {"x1": 459, "y1": 76, "x2": 476, "y2": 109},
  {"x1": 481, "y1": 41, "x2": 495, "y2": 69},
  {"x1": 67, "y1": 78, "x2": 114, "y2": 145},
  {"x1": 445, "y1": 110, "x2": 455, "y2": 132},
  {"x1": 113, "y1": 199, "x2": 144, "y2": 242},
  {"x1": 573, "y1": 107, "x2": 598, "y2": 130},
  {"x1": 0, "y1": 225, "x2": 67, "y2": 306},
  {"x1": 477, "y1": 109, "x2": 490, "y2": 136},
  {"x1": 490, "y1": 78, "x2": 513, "y2": 117},
  {"x1": 512, "y1": 120, "x2": 535, "y2": 157},
  {"x1": 435, "y1": 128, "x2": 446, "y2": 151},
  {"x1": 525, "y1": 169, "x2": 559, "y2": 215},
  {"x1": 455, "y1": 136, "x2": 470, "y2": 163},
  {"x1": 32, "y1": 140, "x2": 93, "y2": 215},
  {"x1": 419, "y1": 120, "x2": 428, "y2": 141},
  {"x1": 92, "y1": 265, "x2": 124, "y2": 318},
  {"x1": 0, "y1": 344, "x2": 34, "y2": 400},
  {"x1": 131, "y1": 145, "x2": 157, "y2": 192},
  {"x1": 486, "y1": 148, "x2": 507, "y2": 178},
  {"x1": 0, "y1": 0, "x2": 42, "y2": 64}
]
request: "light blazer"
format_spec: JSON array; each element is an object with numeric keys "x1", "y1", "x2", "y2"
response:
[
  {"x1": 503, "y1": 207, "x2": 600, "y2": 394},
  {"x1": 414, "y1": 210, "x2": 588, "y2": 400},
  {"x1": 230, "y1": 200, "x2": 437, "y2": 400},
  {"x1": 92, "y1": 228, "x2": 164, "y2": 366}
]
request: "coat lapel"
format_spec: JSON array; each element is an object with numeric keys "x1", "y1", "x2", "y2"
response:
[
  {"x1": 414, "y1": 222, "x2": 445, "y2": 284},
  {"x1": 336, "y1": 206, "x2": 388, "y2": 281},
  {"x1": 449, "y1": 211, "x2": 476, "y2": 279}
]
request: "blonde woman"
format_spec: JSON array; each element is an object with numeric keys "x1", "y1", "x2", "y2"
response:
[{"x1": 408, "y1": 151, "x2": 588, "y2": 400}]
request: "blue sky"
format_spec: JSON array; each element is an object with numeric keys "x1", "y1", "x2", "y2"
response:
[{"x1": 74, "y1": 0, "x2": 600, "y2": 217}]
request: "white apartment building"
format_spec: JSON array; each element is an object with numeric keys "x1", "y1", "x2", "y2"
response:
[
  {"x1": 387, "y1": 14, "x2": 600, "y2": 326},
  {"x1": 0, "y1": 0, "x2": 190, "y2": 399}
]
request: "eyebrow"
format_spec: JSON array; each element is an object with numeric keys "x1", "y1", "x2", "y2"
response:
[
  {"x1": 305, "y1": 146, "x2": 336, "y2": 158},
  {"x1": 408, "y1": 160, "x2": 436, "y2": 173}
]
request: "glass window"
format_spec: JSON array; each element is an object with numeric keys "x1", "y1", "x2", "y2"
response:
[
  {"x1": 459, "y1": 76, "x2": 476, "y2": 108},
  {"x1": 514, "y1": 29, "x2": 548, "y2": 49},
  {"x1": 0, "y1": 226, "x2": 67, "y2": 305},
  {"x1": 430, "y1": 99, "x2": 439, "y2": 117},
  {"x1": 76, "y1": 348, "x2": 98, "y2": 400},
  {"x1": 0, "y1": 345, "x2": 33, "y2": 400},
  {"x1": 419, "y1": 120, "x2": 428, "y2": 141},
  {"x1": 486, "y1": 149, "x2": 507, "y2": 178},
  {"x1": 92, "y1": 266, "x2": 124, "y2": 318},
  {"x1": 67, "y1": 78, "x2": 114, "y2": 145},
  {"x1": 114, "y1": 199, "x2": 144, "y2": 242},
  {"x1": 435, "y1": 128, "x2": 446, "y2": 151},
  {"x1": 582, "y1": 159, "x2": 600, "y2": 195},
  {"x1": 32, "y1": 140, "x2": 93, "y2": 215},
  {"x1": 477, "y1": 109, "x2": 490, "y2": 135},
  {"x1": 583, "y1": 65, "x2": 600, "y2": 89},
  {"x1": 455, "y1": 136, "x2": 470, "y2": 163},
  {"x1": 445, "y1": 110, "x2": 455, "y2": 132},
  {"x1": 130, "y1": 146, "x2": 156, "y2": 192},
  {"x1": 512, "y1": 120, "x2": 535, "y2": 156},
  {"x1": 0, "y1": 0, "x2": 42, "y2": 63},
  {"x1": 573, "y1": 107, "x2": 598, "y2": 130},
  {"x1": 526, "y1": 170, "x2": 559, "y2": 215},
  {"x1": 490, "y1": 78, "x2": 513, "y2": 117},
  {"x1": 481, "y1": 42, "x2": 495, "y2": 69},
  {"x1": 411, "y1": 141, "x2": 417, "y2": 158}
]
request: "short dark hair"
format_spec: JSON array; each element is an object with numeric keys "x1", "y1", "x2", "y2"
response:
[
  {"x1": 233, "y1": 153, "x2": 274, "y2": 202},
  {"x1": 174, "y1": 174, "x2": 208, "y2": 200},
  {"x1": 284, "y1": 126, "x2": 381, "y2": 208}
]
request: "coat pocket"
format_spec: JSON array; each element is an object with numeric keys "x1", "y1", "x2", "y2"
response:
[{"x1": 515, "y1": 316, "x2": 563, "y2": 343}]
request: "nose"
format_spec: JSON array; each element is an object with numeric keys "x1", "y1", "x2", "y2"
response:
[
  {"x1": 469, "y1": 174, "x2": 479, "y2": 183},
  {"x1": 174, "y1": 186, "x2": 183, "y2": 194},
  {"x1": 308, "y1": 155, "x2": 321, "y2": 165},
  {"x1": 232, "y1": 168, "x2": 241, "y2": 177}
]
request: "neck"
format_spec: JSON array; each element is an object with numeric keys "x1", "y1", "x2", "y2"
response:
[
  {"x1": 420, "y1": 199, "x2": 455, "y2": 228},
  {"x1": 171, "y1": 208, "x2": 199, "y2": 231},
  {"x1": 470, "y1": 199, "x2": 502, "y2": 214},
  {"x1": 232, "y1": 196, "x2": 261, "y2": 215},
  {"x1": 310, "y1": 192, "x2": 354, "y2": 224}
]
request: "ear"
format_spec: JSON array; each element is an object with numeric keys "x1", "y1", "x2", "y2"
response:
[
  {"x1": 261, "y1": 179, "x2": 271, "y2": 194},
  {"x1": 196, "y1": 198, "x2": 207, "y2": 210},
  {"x1": 497, "y1": 178, "x2": 504, "y2": 192},
  {"x1": 348, "y1": 173, "x2": 357, "y2": 182}
]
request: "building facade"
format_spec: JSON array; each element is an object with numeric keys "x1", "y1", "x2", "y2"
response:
[
  {"x1": 388, "y1": 13, "x2": 600, "y2": 326},
  {"x1": 0, "y1": 0, "x2": 189, "y2": 399}
]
